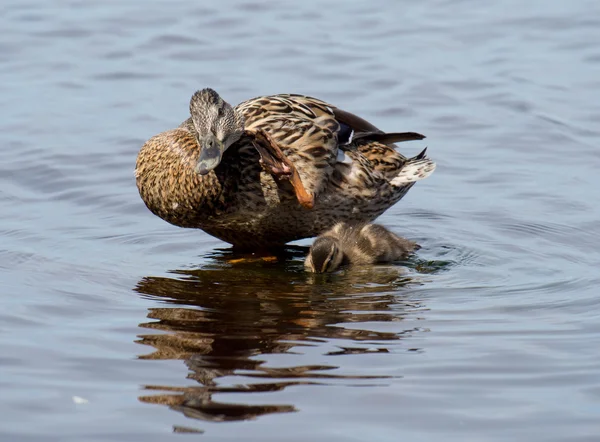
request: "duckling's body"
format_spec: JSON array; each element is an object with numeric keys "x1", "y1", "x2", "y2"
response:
[
  {"x1": 136, "y1": 90, "x2": 435, "y2": 249},
  {"x1": 305, "y1": 222, "x2": 419, "y2": 273}
]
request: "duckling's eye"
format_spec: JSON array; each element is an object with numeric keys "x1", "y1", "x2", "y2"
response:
[
  {"x1": 324, "y1": 258, "x2": 336, "y2": 273},
  {"x1": 319, "y1": 256, "x2": 330, "y2": 273},
  {"x1": 321, "y1": 245, "x2": 338, "y2": 273}
]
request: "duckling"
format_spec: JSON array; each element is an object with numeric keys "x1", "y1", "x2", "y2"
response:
[{"x1": 305, "y1": 222, "x2": 419, "y2": 273}]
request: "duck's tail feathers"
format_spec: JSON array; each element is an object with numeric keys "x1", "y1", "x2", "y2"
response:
[
  {"x1": 413, "y1": 147, "x2": 428, "y2": 160},
  {"x1": 390, "y1": 148, "x2": 436, "y2": 186}
]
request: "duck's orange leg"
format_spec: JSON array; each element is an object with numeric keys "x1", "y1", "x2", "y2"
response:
[{"x1": 248, "y1": 129, "x2": 314, "y2": 209}]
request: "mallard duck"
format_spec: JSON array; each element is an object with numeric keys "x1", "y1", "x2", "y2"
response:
[
  {"x1": 135, "y1": 89, "x2": 435, "y2": 249},
  {"x1": 305, "y1": 222, "x2": 419, "y2": 273}
]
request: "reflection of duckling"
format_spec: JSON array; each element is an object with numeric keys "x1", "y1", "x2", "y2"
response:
[{"x1": 305, "y1": 222, "x2": 420, "y2": 273}]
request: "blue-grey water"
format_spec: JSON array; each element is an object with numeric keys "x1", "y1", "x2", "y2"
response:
[{"x1": 1, "y1": 1, "x2": 600, "y2": 440}]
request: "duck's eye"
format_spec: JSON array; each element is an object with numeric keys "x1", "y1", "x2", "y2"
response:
[{"x1": 217, "y1": 107, "x2": 225, "y2": 118}]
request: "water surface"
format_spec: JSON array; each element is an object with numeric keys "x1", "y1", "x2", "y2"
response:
[{"x1": 1, "y1": 0, "x2": 600, "y2": 440}]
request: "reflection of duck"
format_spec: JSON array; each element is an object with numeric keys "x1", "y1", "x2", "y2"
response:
[
  {"x1": 135, "y1": 89, "x2": 435, "y2": 248},
  {"x1": 133, "y1": 252, "x2": 427, "y2": 423},
  {"x1": 305, "y1": 222, "x2": 420, "y2": 273}
]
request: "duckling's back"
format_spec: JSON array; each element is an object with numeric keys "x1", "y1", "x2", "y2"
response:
[{"x1": 327, "y1": 222, "x2": 419, "y2": 265}]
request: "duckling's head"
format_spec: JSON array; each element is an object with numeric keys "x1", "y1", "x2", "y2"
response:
[
  {"x1": 190, "y1": 88, "x2": 245, "y2": 175},
  {"x1": 305, "y1": 236, "x2": 345, "y2": 273}
]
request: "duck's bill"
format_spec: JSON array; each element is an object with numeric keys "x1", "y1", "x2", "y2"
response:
[{"x1": 195, "y1": 141, "x2": 225, "y2": 175}]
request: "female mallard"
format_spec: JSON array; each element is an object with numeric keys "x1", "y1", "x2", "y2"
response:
[
  {"x1": 135, "y1": 89, "x2": 435, "y2": 249},
  {"x1": 305, "y1": 222, "x2": 419, "y2": 273}
]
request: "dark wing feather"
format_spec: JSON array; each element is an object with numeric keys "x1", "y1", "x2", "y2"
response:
[
  {"x1": 353, "y1": 131, "x2": 425, "y2": 144},
  {"x1": 330, "y1": 107, "x2": 381, "y2": 133},
  {"x1": 331, "y1": 106, "x2": 424, "y2": 146}
]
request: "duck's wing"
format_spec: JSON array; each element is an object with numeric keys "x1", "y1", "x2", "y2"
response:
[{"x1": 236, "y1": 94, "x2": 433, "y2": 196}]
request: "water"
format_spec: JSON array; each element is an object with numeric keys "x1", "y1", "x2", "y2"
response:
[{"x1": 1, "y1": 0, "x2": 600, "y2": 440}]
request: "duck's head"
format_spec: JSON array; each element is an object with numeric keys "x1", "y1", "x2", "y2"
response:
[
  {"x1": 190, "y1": 88, "x2": 245, "y2": 175},
  {"x1": 305, "y1": 236, "x2": 345, "y2": 273}
]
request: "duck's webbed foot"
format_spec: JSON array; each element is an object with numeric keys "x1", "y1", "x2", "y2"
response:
[
  {"x1": 248, "y1": 129, "x2": 314, "y2": 209},
  {"x1": 227, "y1": 256, "x2": 278, "y2": 264}
]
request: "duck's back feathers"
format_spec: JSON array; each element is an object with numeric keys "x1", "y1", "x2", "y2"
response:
[{"x1": 238, "y1": 95, "x2": 341, "y2": 198}]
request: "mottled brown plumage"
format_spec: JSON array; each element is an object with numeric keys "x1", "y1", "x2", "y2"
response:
[
  {"x1": 305, "y1": 222, "x2": 419, "y2": 273},
  {"x1": 135, "y1": 89, "x2": 436, "y2": 249}
]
